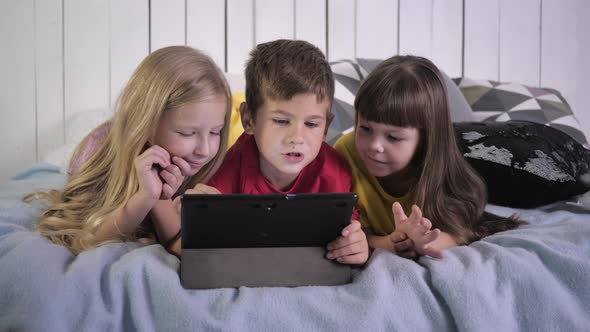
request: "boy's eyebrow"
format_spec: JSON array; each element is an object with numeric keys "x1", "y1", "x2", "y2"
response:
[{"x1": 270, "y1": 109, "x2": 326, "y2": 120}]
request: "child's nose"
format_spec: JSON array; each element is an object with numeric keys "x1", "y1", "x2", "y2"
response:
[
  {"x1": 370, "y1": 139, "x2": 384, "y2": 153},
  {"x1": 193, "y1": 136, "x2": 210, "y2": 156},
  {"x1": 286, "y1": 124, "x2": 304, "y2": 144}
]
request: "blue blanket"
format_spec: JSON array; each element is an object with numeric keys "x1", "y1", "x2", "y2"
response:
[{"x1": 1, "y1": 164, "x2": 590, "y2": 331}]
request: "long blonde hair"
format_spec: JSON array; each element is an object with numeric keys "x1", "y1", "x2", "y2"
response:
[{"x1": 28, "y1": 46, "x2": 232, "y2": 254}]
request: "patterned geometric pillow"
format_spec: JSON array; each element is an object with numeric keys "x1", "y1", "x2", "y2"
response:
[
  {"x1": 453, "y1": 77, "x2": 588, "y2": 145},
  {"x1": 327, "y1": 59, "x2": 374, "y2": 145},
  {"x1": 329, "y1": 58, "x2": 475, "y2": 145}
]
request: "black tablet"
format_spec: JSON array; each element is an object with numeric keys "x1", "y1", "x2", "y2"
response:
[{"x1": 181, "y1": 193, "x2": 358, "y2": 249}]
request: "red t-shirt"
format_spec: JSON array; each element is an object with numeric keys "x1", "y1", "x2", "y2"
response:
[{"x1": 209, "y1": 133, "x2": 355, "y2": 196}]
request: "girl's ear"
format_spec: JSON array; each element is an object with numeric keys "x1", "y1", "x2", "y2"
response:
[{"x1": 239, "y1": 102, "x2": 255, "y2": 135}]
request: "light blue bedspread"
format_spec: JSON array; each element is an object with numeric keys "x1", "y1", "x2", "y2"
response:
[{"x1": 1, "y1": 164, "x2": 589, "y2": 331}]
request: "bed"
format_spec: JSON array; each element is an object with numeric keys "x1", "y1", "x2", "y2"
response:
[
  {"x1": 2, "y1": 162, "x2": 590, "y2": 330},
  {"x1": 3, "y1": 61, "x2": 590, "y2": 330}
]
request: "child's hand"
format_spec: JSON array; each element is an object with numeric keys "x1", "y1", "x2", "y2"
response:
[
  {"x1": 325, "y1": 220, "x2": 369, "y2": 265},
  {"x1": 159, "y1": 156, "x2": 190, "y2": 200},
  {"x1": 392, "y1": 202, "x2": 443, "y2": 259},
  {"x1": 135, "y1": 145, "x2": 173, "y2": 200},
  {"x1": 172, "y1": 184, "x2": 222, "y2": 214},
  {"x1": 389, "y1": 230, "x2": 419, "y2": 260},
  {"x1": 191, "y1": 183, "x2": 222, "y2": 194}
]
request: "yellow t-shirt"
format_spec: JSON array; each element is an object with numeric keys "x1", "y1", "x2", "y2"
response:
[
  {"x1": 334, "y1": 132, "x2": 413, "y2": 236},
  {"x1": 228, "y1": 93, "x2": 246, "y2": 148}
]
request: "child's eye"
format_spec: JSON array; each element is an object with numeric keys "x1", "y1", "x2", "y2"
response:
[
  {"x1": 210, "y1": 131, "x2": 221, "y2": 136},
  {"x1": 178, "y1": 132, "x2": 194, "y2": 137},
  {"x1": 387, "y1": 135, "x2": 400, "y2": 142},
  {"x1": 305, "y1": 121, "x2": 319, "y2": 128},
  {"x1": 358, "y1": 125, "x2": 371, "y2": 133},
  {"x1": 272, "y1": 119, "x2": 289, "y2": 125}
]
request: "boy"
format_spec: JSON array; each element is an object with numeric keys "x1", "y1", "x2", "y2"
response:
[{"x1": 166, "y1": 39, "x2": 368, "y2": 265}]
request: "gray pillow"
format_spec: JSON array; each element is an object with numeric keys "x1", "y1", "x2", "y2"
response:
[
  {"x1": 440, "y1": 71, "x2": 475, "y2": 122},
  {"x1": 328, "y1": 58, "x2": 474, "y2": 145}
]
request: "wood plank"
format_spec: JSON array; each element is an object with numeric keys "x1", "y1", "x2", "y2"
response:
[
  {"x1": 35, "y1": 0, "x2": 64, "y2": 161},
  {"x1": 432, "y1": 0, "x2": 463, "y2": 77},
  {"x1": 573, "y1": 0, "x2": 590, "y2": 137},
  {"x1": 0, "y1": 0, "x2": 36, "y2": 181},
  {"x1": 150, "y1": 0, "x2": 185, "y2": 51},
  {"x1": 255, "y1": 0, "x2": 294, "y2": 44},
  {"x1": 541, "y1": 0, "x2": 576, "y2": 97},
  {"x1": 295, "y1": 0, "x2": 326, "y2": 54},
  {"x1": 356, "y1": 0, "x2": 397, "y2": 60},
  {"x1": 187, "y1": 0, "x2": 226, "y2": 70},
  {"x1": 499, "y1": 0, "x2": 541, "y2": 86},
  {"x1": 399, "y1": 0, "x2": 432, "y2": 58},
  {"x1": 227, "y1": 0, "x2": 254, "y2": 73},
  {"x1": 464, "y1": 0, "x2": 500, "y2": 80},
  {"x1": 110, "y1": 0, "x2": 149, "y2": 107},
  {"x1": 327, "y1": 0, "x2": 355, "y2": 61},
  {"x1": 63, "y1": 0, "x2": 110, "y2": 145}
]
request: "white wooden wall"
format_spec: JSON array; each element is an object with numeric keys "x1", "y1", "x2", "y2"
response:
[{"x1": 0, "y1": 0, "x2": 588, "y2": 182}]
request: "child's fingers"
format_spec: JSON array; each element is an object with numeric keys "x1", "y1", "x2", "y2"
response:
[
  {"x1": 136, "y1": 153, "x2": 169, "y2": 171},
  {"x1": 148, "y1": 144, "x2": 171, "y2": 161},
  {"x1": 171, "y1": 156, "x2": 192, "y2": 177},
  {"x1": 420, "y1": 228, "x2": 441, "y2": 245},
  {"x1": 335, "y1": 252, "x2": 368, "y2": 265},
  {"x1": 165, "y1": 163, "x2": 183, "y2": 180},
  {"x1": 421, "y1": 246, "x2": 444, "y2": 259},
  {"x1": 142, "y1": 145, "x2": 171, "y2": 166},
  {"x1": 409, "y1": 205, "x2": 423, "y2": 224},
  {"x1": 326, "y1": 241, "x2": 367, "y2": 260},
  {"x1": 326, "y1": 236, "x2": 348, "y2": 251},
  {"x1": 341, "y1": 220, "x2": 361, "y2": 237},
  {"x1": 397, "y1": 248, "x2": 418, "y2": 260},
  {"x1": 192, "y1": 183, "x2": 221, "y2": 194},
  {"x1": 389, "y1": 231, "x2": 407, "y2": 243},
  {"x1": 326, "y1": 230, "x2": 365, "y2": 251},
  {"x1": 161, "y1": 183, "x2": 175, "y2": 200},
  {"x1": 393, "y1": 238, "x2": 414, "y2": 253},
  {"x1": 159, "y1": 170, "x2": 178, "y2": 189},
  {"x1": 391, "y1": 202, "x2": 408, "y2": 225},
  {"x1": 420, "y1": 217, "x2": 432, "y2": 230}
]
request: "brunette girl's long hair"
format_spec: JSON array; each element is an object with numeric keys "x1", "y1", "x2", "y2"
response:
[{"x1": 355, "y1": 55, "x2": 525, "y2": 244}]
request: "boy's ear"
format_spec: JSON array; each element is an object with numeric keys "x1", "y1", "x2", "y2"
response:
[
  {"x1": 239, "y1": 102, "x2": 255, "y2": 134},
  {"x1": 324, "y1": 112, "x2": 334, "y2": 136}
]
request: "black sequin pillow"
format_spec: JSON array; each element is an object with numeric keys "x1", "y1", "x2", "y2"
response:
[{"x1": 454, "y1": 121, "x2": 590, "y2": 208}]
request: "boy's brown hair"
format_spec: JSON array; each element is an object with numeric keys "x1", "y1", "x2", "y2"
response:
[{"x1": 244, "y1": 39, "x2": 334, "y2": 115}]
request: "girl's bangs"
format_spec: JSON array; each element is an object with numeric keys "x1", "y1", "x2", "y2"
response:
[{"x1": 356, "y1": 77, "x2": 427, "y2": 128}]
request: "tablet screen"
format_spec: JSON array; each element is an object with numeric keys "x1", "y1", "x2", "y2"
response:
[{"x1": 181, "y1": 193, "x2": 358, "y2": 249}]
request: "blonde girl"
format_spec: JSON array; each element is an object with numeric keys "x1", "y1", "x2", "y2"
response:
[
  {"x1": 27, "y1": 46, "x2": 232, "y2": 255},
  {"x1": 335, "y1": 55, "x2": 524, "y2": 259}
]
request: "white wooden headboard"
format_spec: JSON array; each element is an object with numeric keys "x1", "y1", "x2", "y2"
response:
[{"x1": 1, "y1": 0, "x2": 589, "y2": 182}]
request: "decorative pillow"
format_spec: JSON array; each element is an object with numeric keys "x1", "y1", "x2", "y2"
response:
[
  {"x1": 453, "y1": 77, "x2": 588, "y2": 145},
  {"x1": 454, "y1": 120, "x2": 590, "y2": 208},
  {"x1": 329, "y1": 58, "x2": 474, "y2": 145}
]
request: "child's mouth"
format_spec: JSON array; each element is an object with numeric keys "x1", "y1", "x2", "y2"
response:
[{"x1": 284, "y1": 152, "x2": 304, "y2": 163}]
